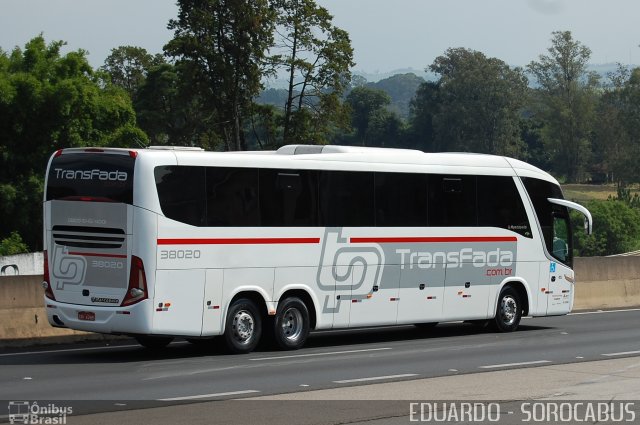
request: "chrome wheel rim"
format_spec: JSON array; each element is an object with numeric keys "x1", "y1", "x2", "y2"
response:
[
  {"x1": 232, "y1": 310, "x2": 255, "y2": 344},
  {"x1": 280, "y1": 307, "x2": 303, "y2": 341},
  {"x1": 500, "y1": 295, "x2": 518, "y2": 326}
]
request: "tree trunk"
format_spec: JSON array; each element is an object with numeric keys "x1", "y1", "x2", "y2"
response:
[{"x1": 283, "y1": 24, "x2": 298, "y2": 145}]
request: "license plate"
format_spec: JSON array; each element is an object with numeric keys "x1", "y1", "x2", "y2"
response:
[{"x1": 78, "y1": 311, "x2": 95, "y2": 321}]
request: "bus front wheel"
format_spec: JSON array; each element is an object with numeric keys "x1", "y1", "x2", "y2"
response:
[
  {"x1": 224, "y1": 298, "x2": 262, "y2": 354},
  {"x1": 493, "y1": 287, "x2": 522, "y2": 332},
  {"x1": 274, "y1": 297, "x2": 310, "y2": 350}
]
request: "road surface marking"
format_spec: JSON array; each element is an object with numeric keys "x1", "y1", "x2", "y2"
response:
[
  {"x1": 568, "y1": 308, "x2": 640, "y2": 315},
  {"x1": 602, "y1": 350, "x2": 640, "y2": 357},
  {"x1": 249, "y1": 347, "x2": 392, "y2": 361},
  {"x1": 159, "y1": 390, "x2": 260, "y2": 401},
  {"x1": 479, "y1": 360, "x2": 551, "y2": 369},
  {"x1": 0, "y1": 341, "x2": 188, "y2": 357},
  {"x1": 333, "y1": 373, "x2": 418, "y2": 384}
]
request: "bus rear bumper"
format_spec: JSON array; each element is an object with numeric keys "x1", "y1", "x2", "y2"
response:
[{"x1": 44, "y1": 297, "x2": 152, "y2": 335}]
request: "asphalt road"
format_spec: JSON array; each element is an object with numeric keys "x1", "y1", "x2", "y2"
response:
[{"x1": 0, "y1": 308, "x2": 639, "y2": 418}]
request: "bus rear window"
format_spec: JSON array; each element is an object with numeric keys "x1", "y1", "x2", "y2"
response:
[{"x1": 46, "y1": 153, "x2": 135, "y2": 204}]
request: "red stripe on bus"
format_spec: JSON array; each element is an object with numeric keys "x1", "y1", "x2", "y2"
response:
[
  {"x1": 69, "y1": 252, "x2": 127, "y2": 259},
  {"x1": 349, "y1": 236, "x2": 517, "y2": 244},
  {"x1": 157, "y1": 237, "x2": 321, "y2": 245}
]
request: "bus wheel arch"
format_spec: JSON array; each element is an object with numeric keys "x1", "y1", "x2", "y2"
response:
[{"x1": 497, "y1": 280, "x2": 530, "y2": 317}]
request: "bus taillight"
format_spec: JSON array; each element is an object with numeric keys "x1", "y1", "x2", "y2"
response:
[
  {"x1": 121, "y1": 255, "x2": 148, "y2": 306},
  {"x1": 42, "y1": 250, "x2": 56, "y2": 301}
]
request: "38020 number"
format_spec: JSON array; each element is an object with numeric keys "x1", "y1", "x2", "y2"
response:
[{"x1": 160, "y1": 249, "x2": 201, "y2": 260}]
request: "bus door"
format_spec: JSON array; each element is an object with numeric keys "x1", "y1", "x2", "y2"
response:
[{"x1": 545, "y1": 208, "x2": 574, "y2": 315}]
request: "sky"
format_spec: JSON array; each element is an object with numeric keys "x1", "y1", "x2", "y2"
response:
[{"x1": 1, "y1": 0, "x2": 639, "y2": 74}]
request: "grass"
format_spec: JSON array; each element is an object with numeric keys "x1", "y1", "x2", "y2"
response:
[{"x1": 562, "y1": 183, "x2": 640, "y2": 202}]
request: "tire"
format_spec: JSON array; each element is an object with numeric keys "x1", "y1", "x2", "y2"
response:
[
  {"x1": 414, "y1": 322, "x2": 438, "y2": 330},
  {"x1": 224, "y1": 298, "x2": 262, "y2": 354},
  {"x1": 135, "y1": 336, "x2": 173, "y2": 350},
  {"x1": 493, "y1": 287, "x2": 522, "y2": 332},
  {"x1": 274, "y1": 297, "x2": 310, "y2": 350}
]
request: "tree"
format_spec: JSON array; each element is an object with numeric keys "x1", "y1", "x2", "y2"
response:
[
  {"x1": 0, "y1": 35, "x2": 145, "y2": 249},
  {"x1": 593, "y1": 65, "x2": 640, "y2": 186},
  {"x1": 0, "y1": 232, "x2": 29, "y2": 256},
  {"x1": 527, "y1": 31, "x2": 599, "y2": 182},
  {"x1": 345, "y1": 86, "x2": 391, "y2": 144},
  {"x1": 408, "y1": 81, "x2": 439, "y2": 151},
  {"x1": 134, "y1": 62, "x2": 206, "y2": 146},
  {"x1": 272, "y1": 0, "x2": 354, "y2": 145},
  {"x1": 164, "y1": 0, "x2": 276, "y2": 150},
  {"x1": 366, "y1": 109, "x2": 405, "y2": 148},
  {"x1": 572, "y1": 200, "x2": 640, "y2": 256},
  {"x1": 101, "y1": 46, "x2": 164, "y2": 99},
  {"x1": 410, "y1": 48, "x2": 528, "y2": 156}
]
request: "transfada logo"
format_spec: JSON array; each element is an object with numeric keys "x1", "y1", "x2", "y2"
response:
[{"x1": 52, "y1": 245, "x2": 87, "y2": 290}]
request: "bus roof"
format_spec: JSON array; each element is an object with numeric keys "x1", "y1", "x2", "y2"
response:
[{"x1": 55, "y1": 145, "x2": 558, "y2": 184}]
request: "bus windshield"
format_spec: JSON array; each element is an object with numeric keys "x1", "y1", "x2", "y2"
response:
[{"x1": 521, "y1": 177, "x2": 572, "y2": 266}]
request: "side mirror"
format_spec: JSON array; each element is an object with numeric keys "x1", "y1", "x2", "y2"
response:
[{"x1": 548, "y1": 198, "x2": 593, "y2": 235}]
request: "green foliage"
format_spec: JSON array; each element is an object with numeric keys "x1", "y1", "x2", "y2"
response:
[
  {"x1": 345, "y1": 86, "x2": 391, "y2": 144},
  {"x1": 366, "y1": 73, "x2": 425, "y2": 118},
  {"x1": 165, "y1": 0, "x2": 276, "y2": 150},
  {"x1": 272, "y1": 0, "x2": 354, "y2": 145},
  {"x1": 247, "y1": 103, "x2": 282, "y2": 149},
  {"x1": 572, "y1": 200, "x2": 640, "y2": 256},
  {"x1": 101, "y1": 46, "x2": 164, "y2": 99},
  {"x1": 133, "y1": 62, "x2": 207, "y2": 147},
  {"x1": 527, "y1": 31, "x2": 599, "y2": 182},
  {"x1": 410, "y1": 48, "x2": 528, "y2": 156},
  {"x1": 0, "y1": 232, "x2": 29, "y2": 256},
  {"x1": 593, "y1": 66, "x2": 640, "y2": 186},
  {"x1": 0, "y1": 35, "x2": 143, "y2": 249}
]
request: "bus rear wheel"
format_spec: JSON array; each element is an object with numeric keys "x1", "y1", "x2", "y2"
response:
[
  {"x1": 224, "y1": 298, "x2": 262, "y2": 354},
  {"x1": 274, "y1": 297, "x2": 310, "y2": 350},
  {"x1": 493, "y1": 287, "x2": 522, "y2": 332},
  {"x1": 135, "y1": 336, "x2": 173, "y2": 350}
]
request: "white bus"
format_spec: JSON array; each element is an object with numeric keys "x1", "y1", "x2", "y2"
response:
[{"x1": 42, "y1": 145, "x2": 592, "y2": 353}]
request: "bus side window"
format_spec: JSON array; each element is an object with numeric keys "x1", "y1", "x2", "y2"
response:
[
  {"x1": 155, "y1": 166, "x2": 206, "y2": 227},
  {"x1": 375, "y1": 172, "x2": 428, "y2": 227},
  {"x1": 428, "y1": 175, "x2": 477, "y2": 227},
  {"x1": 319, "y1": 171, "x2": 374, "y2": 227},
  {"x1": 260, "y1": 169, "x2": 318, "y2": 226},
  {"x1": 477, "y1": 176, "x2": 532, "y2": 238},
  {"x1": 207, "y1": 167, "x2": 260, "y2": 226}
]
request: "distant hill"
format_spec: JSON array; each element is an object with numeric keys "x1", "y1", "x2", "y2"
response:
[
  {"x1": 366, "y1": 73, "x2": 425, "y2": 118},
  {"x1": 257, "y1": 63, "x2": 639, "y2": 116},
  {"x1": 353, "y1": 67, "x2": 435, "y2": 83}
]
